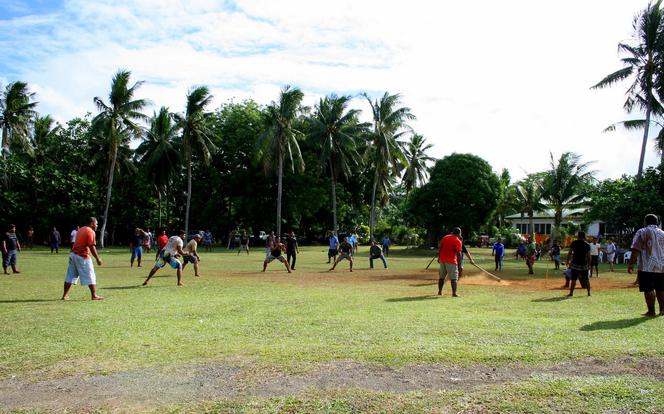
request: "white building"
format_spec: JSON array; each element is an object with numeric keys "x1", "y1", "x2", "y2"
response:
[{"x1": 505, "y1": 208, "x2": 604, "y2": 238}]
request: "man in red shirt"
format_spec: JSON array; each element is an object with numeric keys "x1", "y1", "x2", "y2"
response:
[
  {"x1": 62, "y1": 217, "x2": 104, "y2": 301},
  {"x1": 155, "y1": 229, "x2": 169, "y2": 260},
  {"x1": 438, "y1": 227, "x2": 463, "y2": 297}
]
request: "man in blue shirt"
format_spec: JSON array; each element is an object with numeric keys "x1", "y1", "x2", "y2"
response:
[
  {"x1": 327, "y1": 232, "x2": 339, "y2": 264},
  {"x1": 382, "y1": 236, "x2": 391, "y2": 257},
  {"x1": 492, "y1": 238, "x2": 505, "y2": 272}
]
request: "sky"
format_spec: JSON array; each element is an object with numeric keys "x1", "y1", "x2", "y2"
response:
[{"x1": 0, "y1": 0, "x2": 660, "y2": 180}]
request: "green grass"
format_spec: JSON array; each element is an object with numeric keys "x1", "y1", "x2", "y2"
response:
[{"x1": 1, "y1": 245, "x2": 662, "y2": 412}]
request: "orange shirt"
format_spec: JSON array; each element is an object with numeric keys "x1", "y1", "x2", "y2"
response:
[
  {"x1": 438, "y1": 234, "x2": 462, "y2": 265},
  {"x1": 71, "y1": 226, "x2": 96, "y2": 258}
]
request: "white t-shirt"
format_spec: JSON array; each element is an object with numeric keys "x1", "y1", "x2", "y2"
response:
[
  {"x1": 590, "y1": 243, "x2": 600, "y2": 256},
  {"x1": 631, "y1": 225, "x2": 664, "y2": 272},
  {"x1": 70, "y1": 229, "x2": 77, "y2": 243},
  {"x1": 166, "y1": 236, "x2": 183, "y2": 256},
  {"x1": 606, "y1": 242, "x2": 616, "y2": 255}
]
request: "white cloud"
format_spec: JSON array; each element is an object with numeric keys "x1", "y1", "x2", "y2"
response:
[{"x1": 0, "y1": 0, "x2": 660, "y2": 181}]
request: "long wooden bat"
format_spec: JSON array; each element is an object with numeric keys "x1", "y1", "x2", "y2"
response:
[
  {"x1": 425, "y1": 256, "x2": 437, "y2": 270},
  {"x1": 469, "y1": 262, "x2": 502, "y2": 282}
]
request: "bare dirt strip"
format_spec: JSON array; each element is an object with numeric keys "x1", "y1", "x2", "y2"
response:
[{"x1": 1, "y1": 358, "x2": 662, "y2": 412}]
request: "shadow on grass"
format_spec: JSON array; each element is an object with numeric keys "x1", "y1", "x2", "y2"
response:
[
  {"x1": 0, "y1": 298, "x2": 62, "y2": 303},
  {"x1": 580, "y1": 317, "x2": 654, "y2": 331},
  {"x1": 531, "y1": 296, "x2": 570, "y2": 302},
  {"x1": 385, "y1": 295, "x2": 440, "y2": 302},
  {"x1": 103, "y1": 285, "x2": 143, "y2": 290},
  {"x1": 409, "y1": 282, "x2": 437, "y2": 287}
]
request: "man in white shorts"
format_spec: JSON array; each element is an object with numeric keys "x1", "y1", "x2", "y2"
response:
[
  {"x1": 62, "y1": 217, "x2": 103, "y2": 301},
  {"x1": 262, "y1": 238, "x2": 291, "y2": 273},
  {"x1": 604, "y1": 239, "x2": 616, "y2": 272},
  {"x1": 143, "y1": 230, "x2": 188, "y2": 286}
]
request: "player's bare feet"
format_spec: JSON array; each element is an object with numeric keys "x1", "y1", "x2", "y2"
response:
[
  {"x1": 349, "y1": 269, "x2": 353, "y2": 272},
  {"x1": 92, "y1": 296, "x2": 104, "y2": 300},
  {"x1": 452, "y1": 293, "x2": 460, "y2": 297},
  {"x1": 642, "y1": 311, "x2": 656, "y2": 317},
  {"x1": 177, "y1": 282, "x2": 184, "y2": 286},
  {"x1": 61, "y1": 295, "x2": 70, "y2": 301},
  {"x1": 142, "y1": 281, "x2": 149, "y2": 286},
  {"x1": 12, "y1": 271, "x2": 20, "y2": 274}
]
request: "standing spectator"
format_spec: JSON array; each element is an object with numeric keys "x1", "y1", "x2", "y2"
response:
[
  {"x1": 437, "y1": 227, "x2": 463, "y2": 297},
  {"x1": 604, "y1": 239, "x2": 617, "y2": 272},
  {"x1": 492, "y1": 238, "x2": 505, "y2": 272},
  {"x1": 155, "y1": 229, "x2": 169, "y2": 260},
  {"x1": 525, "y1": 237, "x2": 536, "y2": 275},
  {"x1": 143, "y1": 228, "x2": 153, "y2": 254},
  {"x1": 627, "y1": 214, "x2": 664, "y2": 317},
  {"x1": 2, "y1": 224, "x2": 21, "y2": 274},
  {"x1": 70, "y1": 226, "x2": 79, "y2": 246},
  {"x1": 589, "y1": 238, "x2": 600, "y2": 277},
  {"x1": 62, "y1": 217, "x2": 103, "y2": 300},
  {"x1": 130, "y1": 228, "x2": 148, "y2": 267},
  {"x1": 566, "y1": 231, "x2": 591, "y2": 297},
  {"x1": 26, "y1": 226, "x2": 34, "y2": 249},
  {"x1": 369, "y1": 240, "x2": 388, "y2": 269},
  {"x1": 352, "y1": 230, "x2": 360, "y2": 253},
  {"x1": 237, "y1": 230, "x2": 249, "y2": 255},
  {"x1": 327, "y1": 231, "x2": 339, "y2": 264},
  {"x1": 550, "y1": 240, "x2": 562, "y2": 270},
  {"x1": 50, "y1": 226, "x2": 62, "y2": 254},
  {"x1": 347, "y1": 232, "x2": 356, "y2": 254},
  {"x1": 285, "y1": 230, "x2": 299, "y2": 270},
  {"x1": 382, "y1": 236, "x2": 391, "y2": 257},
  {"x1": 516, "y1": 241, "x2": 526, "y2": 260},
  {"x1": 203, "y1": 229, "x2": 214, "y2": 252}
]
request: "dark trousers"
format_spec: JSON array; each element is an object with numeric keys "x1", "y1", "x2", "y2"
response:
[
  {"x1": 287, "y1": 251, "x2": 296, "y2": 269},
  {"x1": 383, "y1": 245, "x2": 389, "y2": 257}
]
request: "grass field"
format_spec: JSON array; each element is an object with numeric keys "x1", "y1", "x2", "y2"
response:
[{"x1": 0, "y1": 245, "x2": 662, "y2": 413}]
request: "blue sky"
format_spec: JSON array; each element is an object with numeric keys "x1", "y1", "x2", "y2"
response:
[{"x1": 0, "y1": 0, "x2": 659, "y2": 179}]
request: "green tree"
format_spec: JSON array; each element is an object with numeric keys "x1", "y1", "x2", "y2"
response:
[
  {"x1": 405, "y1": 153, "x2": 500, "y2": 245},
  {"x1": 592, "y1": 0, "x2": 664, "y2": 179},
  {"x1": 32, "y1": 115, "x2": 61, "y2": 159},
  {"x1": 257, "y1": 86, "x2": 305, "y2": 236},
  {"x1": 493, "y1": 168, "x2": 514, "y2": 228},
  {"x1": 402, "y1": 134, "x2": 434, "y2": 193},
  {"x1": 541, "y1": 152, "x2": 595, "y2": 232},
  {"x1": 1, "y1": 81, "x2": 38, "y2": 159},
  {"x1": 364, "y1": 92, "x2": 415, "y2": 241},
  {"x1": 309, "y1": 95, "x2": 368, "y2": 234},
  {"x1": 92, "y1": 70, "x2": 147, "y2": 247},
  {"x1": 174, "y1": 86, "x2": 215, "y2": 236},
  {"x1": 136, "y1": 107, "x2": 181, "y2": 228},
  {"x1": 514, "y1": 173, "x2": 546, "y2": 240}
]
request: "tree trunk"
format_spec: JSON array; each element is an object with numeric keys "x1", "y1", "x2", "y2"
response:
[
  {"x1": 157, "y1": 188, "x2": 162, "y2": 228},
  {"x1": 637, "y1": 106, "x2": 651, "y2": 181},
  {"x1": 329, "y1": 159, "x2": 338, "y2": 235},
  {"x1": 277, "y1": 153, "x2": 284, "y2": 237},
  {"x1": 185, "y1": 151, "x2": 192, "y2": 236},
  {"x1": 528, "y1": 211, "x2": 535, "y2": 241},
  {"x1": 369, "y1": 171, "x2": 378, "y2": 242},
  {"x1": 2, "y1": 124, "x2": 8, "y2": 189},
  {"x1": 99, "y1": 142, "x2": 118, "y2": 249}
]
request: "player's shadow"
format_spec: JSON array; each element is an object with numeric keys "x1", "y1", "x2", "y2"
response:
[
  {"x1": 385, "y1": 295, "x2": 439, "y2": 302},
  {"x1": 409, "y1": 282, "x2": 437, "y2": 287},
  {"x1": 579, "y1": 317, "x2": 654, "y2": 331},
  {"x1": 531, "y1": 296, "x2": 570, "y2": 303},
  {"x1": 0, "y1": 298, "x2": 61, "y2": 303}
]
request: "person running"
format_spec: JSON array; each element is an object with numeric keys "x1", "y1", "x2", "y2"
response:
[
  {"x1": 143, "y1": 230, "x2": 187, "y2": 286},
  {"x1": 525, "y1": 237, "x2": 536, "y2": 275},
  {"x1": 382, "y1": 236, "x2": 391, "y2": 257},
  {"x1": 62, "y1": 217, "x2": 103, "y2": 301},
  {"x1": 329, "y1": 236, "x2": 353, "y2": 272},
  {"x1": 203, "y1": 229, "x2": 214, "y2": 252},
  {"x1": 155, "y1": 229, "x2": 169, "y2": 260},
  {"x1": 182, "y1": 233, "x2": 202, "y2": 277},
  {"x1": 130, "y1": 228, "x2": 148, "y2": 267},
  {"x1": 286, "y1": 230, "x2": 299, "y2": 270},
  {"x1": 589, "y1": 238, "x2": 600, "y2": 277},
  {"x1": 237, "y1": 230, "x2": 249, "y2": 255},
  {"x1": 50, "y1": 226, "x2": 62, "y2": 254},
  {"x1": 369, "y1": 240, "x2": 388, "y2": 269},
  {"x1": 604, "y1": 239, "x2": 617, "y2": 272},
  {"x1": 2, "y1": 224, "x2": 21, "y2": 274},
  {"x1": 437, "y1": 227, "x2": 463, "y2": 297},
  {"x1": 327, "y1": 232, "x2": 339, "y2": 264},
  {"x1": 627, "y1": 214, "x2": 664, "y2": 317},
  {"x1": 491, "y1": 238, "x2": 505, "y2": 272},
  {"x1": 262, "y1": 238, "x2": 291, "y2": 273},
  {"x1": 550, "y1": 240, "x2": 562, "y2": 270},
  {"x1": 566, "y1": 231, "x2": 591, "y2": 297}
]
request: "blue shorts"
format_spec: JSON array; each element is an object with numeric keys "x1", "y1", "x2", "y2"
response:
[
  {"x1": 2, "y1": 250, "x2": 17, "y2": 267},
  {"x1": 131, "y1": 246, "x2": 143, "y2": 259},
  {"x1": 154, "y1": 250, "x2": 182, "y2": 269}
]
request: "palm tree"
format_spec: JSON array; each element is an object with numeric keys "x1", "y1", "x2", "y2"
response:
[
  {"x1": 514, "y1": 173, "x2": 546, "y2": 240},
  {"x1": 174, "y1": 86, "x2": 215, "y2": 236},
  {"x1": 136, "y1": 107, "x2": 181, "y2": 228},
  {"x1": 591, "y1": 0, "x2": 664, "y2": 179},
  {"x1": 257, "y1": 86, "x2": 305, "y2": 237},
  {"x1": 494, "y1": 168, "x2": 514, "y2": 228},
  {"x1": 92, "y1": 70, "x2": 147, "y2": 248},
  {"x1": 309, "y1": 95, "x2": 369, "y2": 234},
  {"x1": 541, "y1": 152, "x2": 595, "y2": 232},
  {"x1": 363, "y1": 92, "x2": 415, "y2": 241},
  {"x1": 1, "y1": 81, "x2": 38, "y2": 160},
  {"x1": 402, "y1": 133, "x2": 434, "y2": 193},
  {"x1": 32, "y1": 114, "x2": 60, "y2": 159}
]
